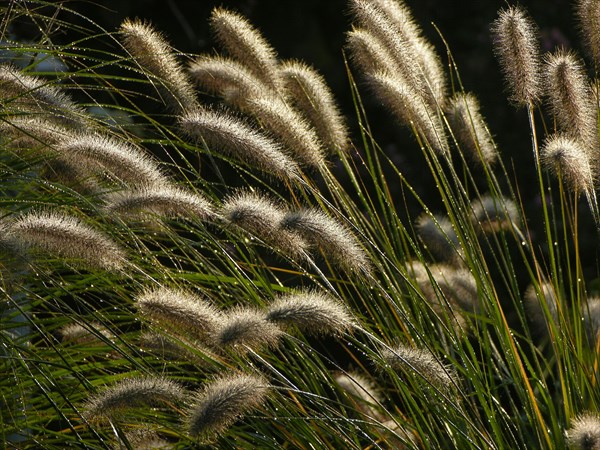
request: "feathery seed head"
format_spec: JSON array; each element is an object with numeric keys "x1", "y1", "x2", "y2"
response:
[
  {"x1": 282, "y1": 208, "x2": 371, "y2": 275},
  {"x1": 541, "y1": 134, "x2": 594, "y2": 195},
  {"x1": 524, "y1": 282, "x2": 559, "y2": 336},
  {"x1": 55, "y1": 133, "x2": 165, "y2": 186},
  {"x1": 582, "y1": 297, "x2": 600, "y2": 345},
  {"x1": 346, "y1": 28, "x2": 399, "y2": 76},
  {"x1": 186, "y1": 373, "x2": 269, "y2": 441},
  {"x1": 60, "y1": 322, "x2": 113, "y2": 345},
  {"x1": 491, "y1": 6, "x2": 542, "y2": 106},
  {"x1": 84, "y1": 376, "x2": 187, "y2": 421},
  {"x1": 446, "y1": 92, "x2": 498, "y2": 165},
  {"x1": 408, "y1": 261, "x2": 479, "y2": 327},
  {"x1": 215, "y1": 307, "x2": 282, "y2": 353},
  {"x1": 209, "y1": 8, "x2": 281, "y2": 91},
  {"x1": 470, "y1": 194, "x2": 520, "y2": 232},
  {"x1": 188, "y1": 55, "x2": 268, "y2": 106},
  {"x1": 415, "y1": 214, "x2": 461, "y2": 264},
  {"x1": 0, "y1": 64, "x2": 87, "y2": 128},
  {"x1": 335, "y1": 372, "x2": 382, "y2": 419},
  {"x1": 544, "y1": 49, "x2": 597, "y2": 149},
  {"x1": 179, "y1": 109, "x2": 300, "y2": 180},
  {"x1": 576, "y1": 0, "x2": 600, "y2": 65},
  {"x1": 266, "y1": 289, "x2": 355, "y2": 336},
  {"x1": 119, "y1": 18, "x2": 198, "y2": 114},
  {"x1": 366, "y1": 71, "x2": 449, "y2": 155},
  {"x1": 378, "y1": 344, "x2": 456, "y2": 391},
  {"x1": 349, "y1": 0, "x2": 424, "y2": 96},
  {"x1": 221, "y1": 191, "x2": 307, "y2": 258},
  {"x1": 135, "y1": 286, "x2": 224, "y2": 342},
  {"x1": 104, "y1": 184, "x2": 215, "y2": 222},
  {"x1": 0, "y1": 116, "x2": 69, "y2": 154},
  {"x1": 567, "y1": 413, "x2": 600, "y2": 450},
  {"x1": 8, "y1": 211, "x2": 126, "y2": 270},
  {"x1": 244, "y1": 96, "x2": 325, "y2": 167},
  {"x1": 280, "y1": 60, "x2": 350, "y2": 154}
]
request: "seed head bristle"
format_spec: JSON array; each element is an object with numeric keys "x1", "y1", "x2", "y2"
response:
[
  {"x1": 544, "y1": 49, "x2": 598, "y2": 151},
  {"x1": 378, "y1": 344, "x2": 456, "y2": 391},
  {"x1": 280, "y1": 60, "x2": 350, "y2": 154},
  {"x1": 135, "y1": 286, "x2": 224, "y2": 342},
  {"x1": 282, "y1": 208, "x2": 371, "y2": 275},
  {"x1": 524, "y1": 282, "x2": 559, "y2": 336},
  {"x1": 8, "y1": 210, "x2": 126, "y2": 270},
  {"x1": 491, "y1": 6, "x2": 542, "y2": 107},
  {"x1": 446, "y1": 92, "x2": 497, "y2": 166},
  {"x1": 104, "y1": 184, "x2": 215, "y2": 222},
  {"x1": 119, "y1": 18, "x2": 199, "y2": 114},
  {"x1": 346, "y1": 28, "x2": 399, "y2": 75},
  {"x1": 415, "y1": 214, "x2": 461, "y2": 264},
  {"x1": 266, "y1": 289, "x2": 355, "y2": 336},
  {"x1": 55, "y1": 133, "x2": 165, "y2": 186},
  {"x1": 335, "y1": 372, "x2": 382, "y2": 419},
  {"x1": 60, "y1": 322, "x2": 113, "y2": 345},
  {"x1": 576, "y1": 0, "x2": 600, "y2": 65},
  {"x1": 541, "y1": 134, "x2": 595, "y2": 195},
  {"x1": 186, "y1": 373, "x2": 269, "y2": 441},
  {"x1": 209, "y1": 8, "x2": 281, "y2": 91},
  {"x1": 179, "y1": 109, "x2": 300, "y2": 181},
  {"x1": 566, "y1": 412, "x2": 600, "y2": 450},
  {"x1": 84, "y1": 376, "x2": 187, "y2": 421},
  {"x1": 470, "y1": 194, "x2": 520, "y2": 232},
  {"x1": 189, "y1": 55, "x2": 270, "y2": 106},
  {"x1": 243, "y1": 96, "x2": 325, "y2": 167},
  {"x1": 582, "y1": 297, "x2": 600, "y2": 345},
  {"x1": 0, "y1": 64, "x2": 87, "y2": 129},
  {"x1": 365, "y1": 71, "x2": 449, "y2": 155},
  {"x1": 221, "y1": 191, "x2": 307, "y2": 258},
  {"x1": 214, "y1": 307, "x2": 282, "y2": 353}
]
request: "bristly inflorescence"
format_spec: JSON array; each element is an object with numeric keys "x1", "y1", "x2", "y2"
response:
[{"x1": 491, "y1": 5, "x2": 543, "y2": 107}]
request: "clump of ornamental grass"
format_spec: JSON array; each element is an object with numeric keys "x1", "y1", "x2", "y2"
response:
[
  {"x1": 104, "y1": 184, "x2": 216, "y2": 222},
  {"x1": 186, "y1": 373, "x2": 270, "y2": 441},
  {"x1": 265, "y1": 289, "x2": 355, "y2": 336},
  {"x1": 214, "y1": 307, "x2": 282, "y2": 354},
  {"x1": 491, "y1": 5, "x2": 542, "y2": 107},
  {"x1": 281, "y1": 208, "x2": 371, "y2": 275},
  {"x1": 119, "y1": 18, "x2": 199, "y2": 114},
  {"x1": 135, "y1": 286, "x2": 224, "y2": 343},
  {"x1": 566, "y1": 413, "x2": 600, "y2": 450},
  {"x1": 84, "y1": 376, "x2": 187, "y2": 421},
  {"x1": 6, "y1": 210, "x2": 126, "y2": 270},
  {"x1": 179, "y1": 108, "x2": 300, "y2": 181}
]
